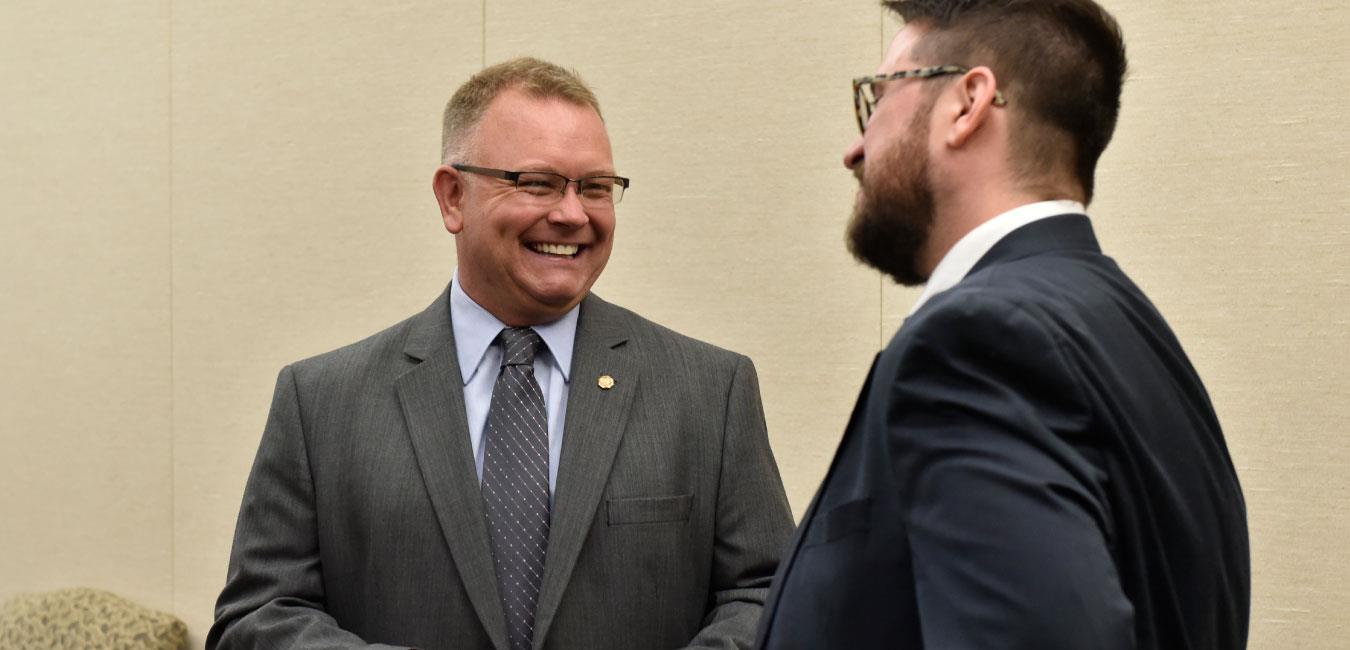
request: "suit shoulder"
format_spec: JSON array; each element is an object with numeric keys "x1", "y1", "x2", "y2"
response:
[
  {"x1": 593, "y1": 298, "x2": 749, "y2": 373},
  {"x1": 966, "y1": 247, "x2": 1140, "y2": 306},
  {"x1": 914, "y1": 251, "x2": 1140, "y2": 335},
  {"x1": 282, "y1": 310, "x2": 420, "y2": 385},
  {"x1": 908, "y1": 281, "x2": 1045, "y2": 334},
  {"x1": 894, "y1": 276, "x2": 1083, "y2": 380}
]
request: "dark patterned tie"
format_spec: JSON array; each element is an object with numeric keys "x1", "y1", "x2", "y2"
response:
[{"x1": 481, "y1": 327, "x2": 550, "y2": 650}]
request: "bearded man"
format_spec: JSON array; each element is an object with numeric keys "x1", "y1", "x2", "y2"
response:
[{"x1": 756, "y1": 2, "x2": 1250, "y2": 649}]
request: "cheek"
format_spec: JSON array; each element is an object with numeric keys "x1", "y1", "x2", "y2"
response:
[{"x1": 587, "y1": 212, "x2": 617, "y2": 241}]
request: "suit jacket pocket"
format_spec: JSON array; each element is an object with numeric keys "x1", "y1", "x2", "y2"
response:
[
  {"x1": 607, "y1": 494, "x2": 694, "y2": 525},
  {"x1": 803, "y1": 496, "x2": 871, "y2": 547}
]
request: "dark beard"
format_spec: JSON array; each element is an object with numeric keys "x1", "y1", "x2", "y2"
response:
[{"x1": 845, "y1": 115, "x2": 935, "y2": 287}]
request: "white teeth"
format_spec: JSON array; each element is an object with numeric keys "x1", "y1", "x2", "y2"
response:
[{"x1": 531, "y1": 243, "x2": 579, "y2": 256}]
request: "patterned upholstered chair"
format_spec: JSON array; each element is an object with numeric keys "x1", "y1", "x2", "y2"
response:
[{"x1": 0, "y1": 588, "x2": 187, "y2": 650}]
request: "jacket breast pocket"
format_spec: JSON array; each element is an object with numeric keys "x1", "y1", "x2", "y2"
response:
[
  {"x1": 803, "y1": 496, "x2": 871, "y2": 547},
  {"x1": 607, "y1": 494, "x2": 694, "y2": 525}
]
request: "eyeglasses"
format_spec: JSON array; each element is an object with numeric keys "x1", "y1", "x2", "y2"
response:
[
  {"x1": 852, "y1": 65, "x2": 1007, "y2": 134},
  {"x1": 452, "y1": 164, "x2": 630, "y2": 207}
]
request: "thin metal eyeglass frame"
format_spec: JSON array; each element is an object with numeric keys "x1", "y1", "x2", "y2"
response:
[
  {"x1": 852, "y1": 65, "x2": 1008, "y2": 134},
  {"x1": 451, "y1": 164, "x2": 631, "y2": 205}
]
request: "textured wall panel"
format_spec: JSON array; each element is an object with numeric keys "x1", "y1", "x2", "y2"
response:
[
  {"x1": 1096, "y1": 4, "x2": 1349, "y2": 647},
  {"x1": 0, "y1": 0, "x2": 173, "y2": 613},
  {"x1": 170, "y1": 1, "x2": 481, "y2": 641},
  {"x1": 484, "y1": 1, "x2": 882, "y2": 515}
]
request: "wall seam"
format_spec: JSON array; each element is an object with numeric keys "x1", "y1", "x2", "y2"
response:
[
  {"x1": 167, "y1": 0, "x2": 177, "y2": 617},
  {"x1": 481, "y1": 0, "x2": 487, "y2": 68}
]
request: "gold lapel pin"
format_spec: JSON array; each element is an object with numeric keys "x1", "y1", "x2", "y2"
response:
[{"x1": 597, "y1": 374, "x2": 615, "y2": 390}]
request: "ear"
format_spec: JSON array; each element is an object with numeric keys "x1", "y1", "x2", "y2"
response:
[
  {"x1": 945, "y1": 66, "x2": 1003, "y2": 149},
  {"x1": 432, "y1": 165, "x2": 466, "y2": 234}
]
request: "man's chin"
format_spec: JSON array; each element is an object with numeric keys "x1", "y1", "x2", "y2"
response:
[
  {"x1": 845, "y1": 209, "x2": 929, "y2": 287},
  {"x1": 521, "y1": 282, "x2": 591, "y2": 316}
]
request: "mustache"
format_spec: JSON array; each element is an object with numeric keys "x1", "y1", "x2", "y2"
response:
[{"x1": 852, "y1": 162, "x2": 865, "y2": 184}]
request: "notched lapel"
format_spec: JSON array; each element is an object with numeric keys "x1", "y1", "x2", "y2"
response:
[
  {"x1": 757, "y1": 352, "x2": 881, "y2": 646},
  {"x1": 532, "y1": 295, "x2": 638, "y2": 649},
  {"x1": 395, "y1": 291, "x2": 508, "y2": 650}
]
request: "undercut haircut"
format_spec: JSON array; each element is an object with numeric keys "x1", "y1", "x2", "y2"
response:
[
  {"x1": 883, "y1": 0, "x2": 1127, "y2": 202},
  {"x1": 440, "y1": 57, "x2": 602, "y2": 163}
]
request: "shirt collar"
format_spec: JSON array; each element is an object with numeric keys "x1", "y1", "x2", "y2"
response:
[
  {"x1": 449, "y1": 270, "x2": 579, "y2": 385},
  {"x1": 909, "y1": 199, "x2": 1086, "y2": 315}
]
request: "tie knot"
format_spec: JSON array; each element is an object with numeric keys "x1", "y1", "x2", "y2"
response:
[{"x1": 498, "y1": 327, "x2": 543, "y2": 367}]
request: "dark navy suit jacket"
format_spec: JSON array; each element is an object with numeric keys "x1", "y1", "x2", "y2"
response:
[{"x1": 757, "y1": 215, "x2": 1249, "y2": 649}]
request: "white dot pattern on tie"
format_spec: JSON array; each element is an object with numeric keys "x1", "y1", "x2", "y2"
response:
[{"x1": 481, "y1": 327, "x2": 550, "y2": 650}]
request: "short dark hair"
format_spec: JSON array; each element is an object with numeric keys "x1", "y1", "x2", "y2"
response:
[
  {"x1": 441, "y1": 57, "x2": 601, "y2": 163},
  {"x1": 883, "y1": 0, "x2": 1126, "y2": 202}
]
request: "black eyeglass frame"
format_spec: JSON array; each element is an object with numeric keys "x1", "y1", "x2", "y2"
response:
[
  {"x1": 451, "y1": 163, "x2": 631, "y2": 206},
  {"x1": 852, "y1": 65, "x2": 1008, "y2": 134}
]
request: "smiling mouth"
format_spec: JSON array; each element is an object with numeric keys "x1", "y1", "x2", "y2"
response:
[{"x1": 529, "y1": 242, "x2": 581, "y2": 258}]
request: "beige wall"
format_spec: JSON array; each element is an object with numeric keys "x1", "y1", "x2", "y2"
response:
[{"x1": 2, "y1": 1, "x2": 1345, "y2": 647}]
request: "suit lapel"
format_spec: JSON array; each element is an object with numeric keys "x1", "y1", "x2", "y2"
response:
[
  {"x1": 532, "y1": 294, "x2": 637, "y2": 649},
  {"x1": 395, "y1": 289, "x2": 509, "y2": 650},
  {"x1": 756, "y1": 352, "x2": 880, "y2": 647}
]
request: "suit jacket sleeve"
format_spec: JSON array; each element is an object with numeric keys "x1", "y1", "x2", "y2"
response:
[
  {"x1": 207, "y1": 366, "x2": 408, "y2": 650},
  {"x1": 891, "y1": 293, "x2": 1135, "y2": 649},
  {"x1": 683, "y1": 355, "x2": 795, "y2": 650}
]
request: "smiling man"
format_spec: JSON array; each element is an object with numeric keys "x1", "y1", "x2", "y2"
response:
[
  {"x1": 208, "y1": 58, "x2": 792, "y2": 650},
  {"x1": 757, "y1": 1, "x2": 1249, "y2": 649}
]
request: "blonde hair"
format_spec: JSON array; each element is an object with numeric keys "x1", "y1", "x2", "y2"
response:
[{"x1": 440, "y1": 57, "x2": 602, "y2": 163}]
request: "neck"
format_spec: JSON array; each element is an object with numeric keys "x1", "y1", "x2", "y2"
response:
[
  {"x1": 456, "y1": 273, "x2": 569, "y2": 328},
  {"x1": 920, "y1": 187, "x2": 1078, "y2": 277}
]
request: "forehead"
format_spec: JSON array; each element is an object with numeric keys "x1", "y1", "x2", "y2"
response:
[{"x1": 473, "y1": 89, "x2": 612, "y2": 170}]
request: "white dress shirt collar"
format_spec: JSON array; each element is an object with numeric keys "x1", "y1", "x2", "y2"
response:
[
  {"x1": 908, "y1": 200, "x2": 1087, "y2": 315},
  {"x1": 449, "y1": 270, "x2": 579, "y2": 384}
]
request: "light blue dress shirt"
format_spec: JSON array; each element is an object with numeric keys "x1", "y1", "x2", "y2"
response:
[{"x1": 450, "y1": 271, "x2": 577, "y2": 495}]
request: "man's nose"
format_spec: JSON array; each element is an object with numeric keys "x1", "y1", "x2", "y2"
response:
[
  {"x1": 548, "y1": 184, "x2": 590, "y2": 226},
  {"x1": 843, "y1": 135, "x2": 864, "y2": 170}
]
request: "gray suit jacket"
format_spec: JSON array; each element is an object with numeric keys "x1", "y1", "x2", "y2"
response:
[{"x1": 207, "y1": 288, "x2": 794, "y2": 650}]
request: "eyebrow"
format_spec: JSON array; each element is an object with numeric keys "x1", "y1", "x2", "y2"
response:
[{"x1": 519, "y1": 166, "x2": 620, "y2": 177}]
